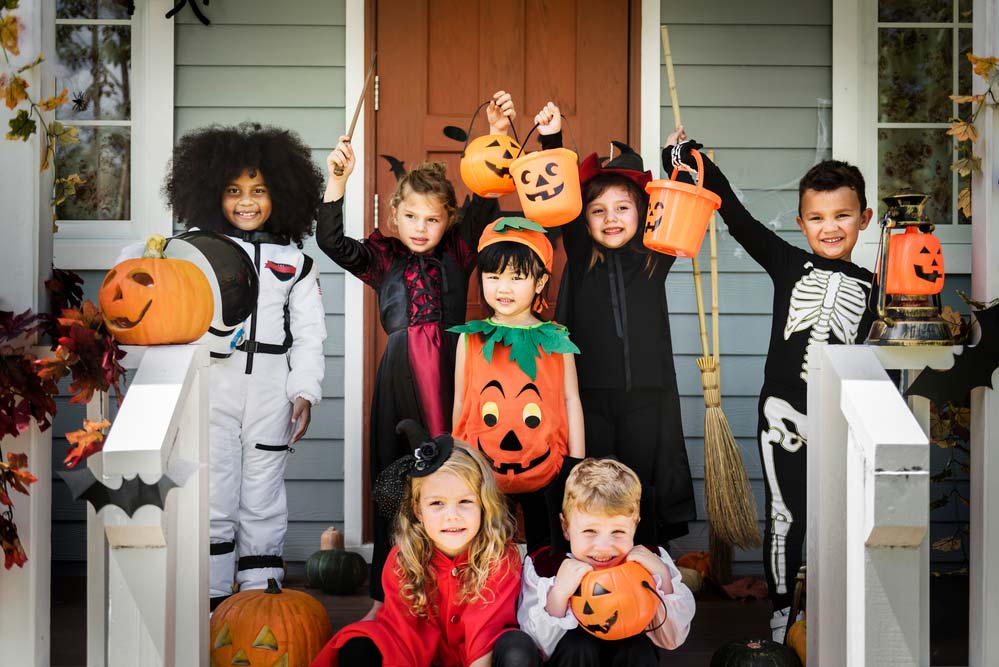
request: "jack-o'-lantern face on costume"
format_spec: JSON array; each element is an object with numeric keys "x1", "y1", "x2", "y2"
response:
[
  {"x1": 460, "y1": 134, "x2": 521, "y2": 198},
  {"x1": 885, "y1": 226, "x2": 944, "y2": 295},
  {"x1": 569, "y1": 561, "x2": 661, "y2": 641},
  {"x1": 473, "y1": 375, "x2": 562, "y2": 493}
]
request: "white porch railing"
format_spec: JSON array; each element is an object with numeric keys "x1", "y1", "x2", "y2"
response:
[
  {"x1": 808, "y1": 343, "x2": 958, "y2": 666},
  {"x1": 84, "y1": 344, "x2": 209, "y2": 666}
]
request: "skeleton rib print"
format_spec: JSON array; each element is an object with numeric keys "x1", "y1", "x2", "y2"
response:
[{"x1": 783, "y1": 262, "x2": 871, "y2": 381}]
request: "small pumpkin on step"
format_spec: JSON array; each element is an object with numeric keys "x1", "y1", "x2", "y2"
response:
[
  {"x1": 786, "y1": 620, "x2": 806, "y2": 665},
  {"x1": 305, "y1": 527, "x2": 368, "y2": 595},
  {"x1": 710, "y1": 638, "x2": 802, "y2": 666}
]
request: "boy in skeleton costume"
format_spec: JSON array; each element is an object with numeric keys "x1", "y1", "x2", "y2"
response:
[{"x1": 668, "y1": 135, "x2": 875, "y2": 641}]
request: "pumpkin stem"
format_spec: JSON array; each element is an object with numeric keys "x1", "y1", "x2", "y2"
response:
[
  {"x1": 265, "y1": 578, "x2": 281, "y2": 594},
  {"x1": 142, "y1": 234, "x2": 168, "y2": 259}
]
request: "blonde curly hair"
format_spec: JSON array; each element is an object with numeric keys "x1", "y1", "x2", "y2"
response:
[
  {"x1": 389, "y1": 161, "x2": 458, "y2": 228},
  {"x1": 392, "y1": 443, "x2": 515, "y2": 618}
]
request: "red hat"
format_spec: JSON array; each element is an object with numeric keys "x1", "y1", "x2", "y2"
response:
[{"x1": 578, "y1": 141, "x2": 652, "y2": 189}]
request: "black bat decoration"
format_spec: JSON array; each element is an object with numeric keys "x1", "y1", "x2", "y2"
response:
[
  {"x1": 443, "y1": 125, "x2": 468, "y2": 143},
  {"x1": 905, "y1": 300, "x2": 999, "y2": 405},
  {"x1": 165, "y1": 0, "x2": 210, "y2": 26},
  {"x1": 380, "y1": 154, "x2": 406, "y2": 182},
  {"x1": 58, "y1": 465, "x2": 191, "y2": 517}
]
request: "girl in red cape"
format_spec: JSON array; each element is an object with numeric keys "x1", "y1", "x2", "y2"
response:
[{"x1": 312, "y1": 422, "x2": 539, "y2": 667}]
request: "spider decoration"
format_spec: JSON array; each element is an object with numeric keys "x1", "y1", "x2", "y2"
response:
[
  {"x1": 71, "y1": 89, "x2": 89, "y2": 113},
  {"x1": 165, "y1": 0, "x2": 211, "y2": 26}
]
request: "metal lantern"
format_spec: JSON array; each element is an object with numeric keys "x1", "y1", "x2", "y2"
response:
[{"x1": 867, "y1": 193, "x2": 954, "y2": 346}]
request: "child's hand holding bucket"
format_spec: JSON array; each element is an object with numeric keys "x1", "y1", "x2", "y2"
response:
[
  {"x1": 535, "y1": 102, "x2": 562, "y2": 135},
  {"x1": 486, "y1": 90, "x2": 516, "y2": 135}
]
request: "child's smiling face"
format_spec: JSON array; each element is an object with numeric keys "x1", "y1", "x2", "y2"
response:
[
  {"x1": 796, "y1": 186, "x2": 873, "y2": 262},
  {"x1": 222, "y1": 169, "x2": 272, "y2": 232},
  {"x1": 561, "y1": 508, "x2": 638, "y2": 569},
  {"x1": 416, "y1": 469, "x2": 482, "y2": 557},
  {"x1": 584, "y1": 184, "x2": 641, "y2": 249},
  {"x1": 481, "y1": 265, "x2": 548, "y2": 325}
]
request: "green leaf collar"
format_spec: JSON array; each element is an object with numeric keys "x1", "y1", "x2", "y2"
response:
[{"x1": 448, "y1": 319, "x2": 579, "y2": 380}]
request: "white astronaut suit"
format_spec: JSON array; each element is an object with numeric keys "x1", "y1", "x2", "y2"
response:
[{"x1": 206, "y1": 229, "x2": 325, "y2": 606}]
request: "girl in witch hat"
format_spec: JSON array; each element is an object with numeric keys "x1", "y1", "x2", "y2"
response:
[
  {"x1": 312, "y1": 421, "x2": 539, "y2": 667},
  {"x1": 532, "y1": 102, "x2": 695, "y2": 546}
]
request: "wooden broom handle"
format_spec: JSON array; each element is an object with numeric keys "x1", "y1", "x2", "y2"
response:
[
  {"x1": 707, "y1": 148, "x2": 720, "y2": 362},
  {"x1": 662, "y1": 25, "x2": 710, "y2": 359}
]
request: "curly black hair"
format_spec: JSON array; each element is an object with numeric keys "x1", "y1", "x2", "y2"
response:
[{"x1": 163, "y1": 122, "x2": 323, "y2": 246}]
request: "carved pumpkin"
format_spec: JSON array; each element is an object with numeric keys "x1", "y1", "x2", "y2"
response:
[
  {"x1": 99, "y1": 235, "x2": 213, "y2": 345},
  {"x1": 569, "y1": 561, "x2": 661, "y2": 641},
  {"x1": 510, "y1": 148, "x2": 582, "y2": 227},
  {"x1": 885, "y1": 226, "x2": 944, "y2": 295},
  {"x1": 460, "y1": 134, "x2": 522, "y2": 198},
  {"x1": 210, "y1": 578, "x2": 332, "y2": 667},
  {"x1": 709, "y1": 638, "x2": 802, "y2": 666},
  {"x1": 305, "y1": 527, "x2": 368, "y2": 595}
]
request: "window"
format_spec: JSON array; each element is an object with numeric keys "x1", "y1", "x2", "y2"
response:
[
  {"x1": 48, "y1": 0, "x2": 174, "y2": 270},
  {"x1": 875, "y1": 0, "x2": 973, "y2": 226},
  {"x1": 833, "y1": 0, "x2": 973, "y2": 272}
]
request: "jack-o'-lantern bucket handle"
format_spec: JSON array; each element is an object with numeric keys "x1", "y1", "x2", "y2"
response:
[
  {"x1": 461, "y1": 99, "x2": 521, "y2": 158},
  {"x1": 514, "y1": 116, "x2": 580, "y2": 161}
]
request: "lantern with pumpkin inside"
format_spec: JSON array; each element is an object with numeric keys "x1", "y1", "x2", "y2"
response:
[
  {"x1": 884, "y1": 225, "x2": 945, "y2": 296},
  {"x1": 99, "y1": 235, "x2": 214, "y2": 346},
  {"x1": 569, "y1": 560, "x2": 662, "y2": 641},
  {"x1": 210, "y1": 578, "x2": 332, "y2": 667}
]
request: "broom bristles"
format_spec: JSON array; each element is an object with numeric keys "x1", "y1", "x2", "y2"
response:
[{"x1": 704, "y1": 406, "x2": 762, "y2": 549}]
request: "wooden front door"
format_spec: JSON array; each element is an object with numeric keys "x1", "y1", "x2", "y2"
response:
[{"x1": 361, "y1": 0, "x2": 639, "y2": 537}]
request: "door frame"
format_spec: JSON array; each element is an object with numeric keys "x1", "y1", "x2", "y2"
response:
[{"x1": 343, "y1": 0, "x2": 662, "y2": 552}]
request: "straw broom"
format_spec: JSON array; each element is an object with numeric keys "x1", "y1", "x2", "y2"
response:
[{"x1": 662, "y1": 26, "x2": 761, "y2": 552}]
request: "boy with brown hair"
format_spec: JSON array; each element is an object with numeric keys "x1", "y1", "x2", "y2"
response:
[
  {"x1": 517, "y1": 458, "x2": 695, "y2": 666},
  {"x1": 667, "y1": 129, "x2": 876, "y2": 642}
]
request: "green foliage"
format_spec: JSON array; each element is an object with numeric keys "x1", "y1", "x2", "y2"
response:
[{"x1": 449, "y1": 319, "x2": 579, "y2": 380}]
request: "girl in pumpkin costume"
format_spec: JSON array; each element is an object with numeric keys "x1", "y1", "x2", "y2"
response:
[
  {"x1": 533, "y1": 103, "x2": 695, "y2": 545},
  {"x1": 319, "y1": 92, "x2": 515, "y2": 611},
  {"x1": 161, "y1": 123, "x2": 327, "y2": 609},
  {"x1": 312, "y1": 422, "x2": 539, "y2": 667},
  {"x1": 451, "y1": 218, "x2": 585, "y2": 553}
]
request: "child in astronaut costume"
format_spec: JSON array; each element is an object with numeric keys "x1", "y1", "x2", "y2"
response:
[{"x1": 161, "y1": 124, "x2": 327, "y2": 609}]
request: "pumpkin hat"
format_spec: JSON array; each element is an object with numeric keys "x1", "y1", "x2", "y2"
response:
[
  {"x1": 373, "y1": 420, "x2": 455, "y2": 519},
  {"x1": 478, "y1": 217, "x2": 554, "y2": 272},
  {"x1": 578, "y1": 141, "x2": 653, "y2": 190}
]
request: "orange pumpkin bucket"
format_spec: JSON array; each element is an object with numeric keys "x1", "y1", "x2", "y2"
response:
[
  {"x1": 459, "y1": 99, "x2": 522, "y2": 198},
  {"x1": 642, "y1": 149, "x2": 721, "y2": 258},
  {"x1": 510, "y1": 145, "x2": 581, "y2": 227}
]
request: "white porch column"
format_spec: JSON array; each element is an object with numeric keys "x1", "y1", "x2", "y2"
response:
[
  {"x1": 0, "y1": 1, "x2": 54, "y2": 664},
  {"x1": 969, "y1": 2, "x2": 999, "y2": 665}
]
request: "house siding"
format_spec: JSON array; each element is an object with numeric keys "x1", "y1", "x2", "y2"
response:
[{"x1": 50, "y1": 0, "x2": 348, "y2": 562}]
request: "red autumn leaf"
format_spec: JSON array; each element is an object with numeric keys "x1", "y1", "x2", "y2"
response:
[
  {"x1": 63, "y1": 419, "x2": 110, "y2": 468},
  {"x1": 0, "y1": 516, "x2": 27, "y2": 569},
  {"x1": 0, "y1": 452, "x2": 38, "y2": 495}
]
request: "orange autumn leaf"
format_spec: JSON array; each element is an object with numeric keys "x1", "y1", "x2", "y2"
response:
[
  {"x1": 676, "y1": 551, "x2": 711, "y2": 579},
  {"x1": 64, "y1": 419, "x2": 110, "y2": 468},
  {"x1": 1, "y1": 73, "x2": 29, "y2": 110},
  {"x1": 0, "y1": 452, "x2": 38, "y2": 496},
  {"x1": 948, "y1": 120, "x2": 979, "y2": 143},
  {"x1": 0, "y1": 14, "x2": 22, "y2": 56},
  {"x1": 967, "y1": 53, "x2": 998, "y2": 79},
  {"x1": 38, "y1": 88, "x2": 68, "y2": 111}
]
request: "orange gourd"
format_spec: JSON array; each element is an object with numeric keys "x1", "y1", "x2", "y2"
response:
[
  {"x1": 210, "y1": 578, "x2": 332, "y2": 667},
  {"x1": 460, "y1": 134, "x2": 522, "y2": 198},
  {"x1": 99, "y1": 235, "x2": 213, "y2": 345},
  {"x1": 570, "y1": 561, "x2": 661, "y2": 641},
  {"x1": 885, "y1": 226, "x2": 944, "y2": 295},
  {"x1": 786, "y1": 619, "x2": 807, "y2": 665}
]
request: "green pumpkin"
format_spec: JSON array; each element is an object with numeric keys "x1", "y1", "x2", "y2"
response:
[
  {"x1": 710, "y1": 638, "x2": 802, "y2": 667},
  {"x1": 305, "y1": 527, "x2": 368, "y2": 595}
]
